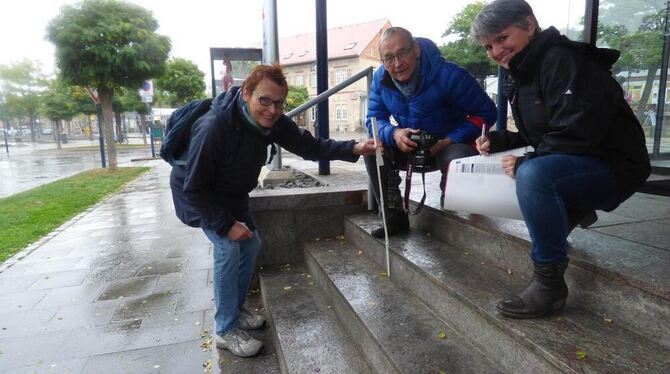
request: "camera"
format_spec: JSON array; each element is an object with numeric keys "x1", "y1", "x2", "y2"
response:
[{"x1": 408, "y1": 130, "x2": 438, "y2": 172}]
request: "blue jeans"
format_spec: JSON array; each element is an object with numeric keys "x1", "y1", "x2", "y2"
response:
[
  {"x1": 203, "y1": 228, "x2": 262, "y2": 335},
  {"x1": 515, "y1": 154, "x2": 620, "y2": 264}
]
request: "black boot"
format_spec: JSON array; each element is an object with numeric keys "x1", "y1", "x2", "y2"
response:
[
  {"x1": 371, "y1": 210, "x2": 409, "y2": 238},
  {"x1": 497, "y1": 260, "x2": 569, "y2": 319}
]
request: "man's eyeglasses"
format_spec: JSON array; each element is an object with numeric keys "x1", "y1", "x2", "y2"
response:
[
  {"x1": 382, "y1": 44, "x2": 415, "y2": 66},
  {"x1": 253, "y1": 91, "x2": 287, "y2": 110}
]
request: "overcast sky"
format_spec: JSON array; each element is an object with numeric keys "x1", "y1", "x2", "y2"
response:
[{"x1": 0, "y1": 0, "x2": 585, "y2": 81}]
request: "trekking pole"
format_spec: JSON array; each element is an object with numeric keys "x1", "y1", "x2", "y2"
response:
[{"x1": 371, "y1": 117, "x2": 390, "y2": 277}]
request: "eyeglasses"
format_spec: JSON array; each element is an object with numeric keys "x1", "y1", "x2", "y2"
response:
[
  {"x1": 253, "y1": 91, "x2": 287, "y2": 110},
  {"x1": 382, "y1": 44, "x2": 415, "y2": 66}
]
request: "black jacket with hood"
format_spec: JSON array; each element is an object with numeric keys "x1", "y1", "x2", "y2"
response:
[
  {"x1": 169, "y1": 86, "x2": 359, "y2": 236},
  {"x1": 488, "y1": 27, "x2": 650, "y2": 206}
]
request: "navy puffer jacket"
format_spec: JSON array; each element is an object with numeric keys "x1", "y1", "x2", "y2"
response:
[{"x1": 366, "y1": 37, "x2": 497, "y2": 146}]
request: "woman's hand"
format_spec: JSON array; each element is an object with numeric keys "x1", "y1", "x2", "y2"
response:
[
  {"x1": 501, "y1": 155, "x2": 518, "y2": 178},
  {"x1": 227, "y1": 221, "x2": 253, "y2": 241},
  {"x1": 352, "y1": 138, "x2": 380, "y2": 156},
  {"x1": 476, "y1": 136, "x2": 490, "y2": 156}
]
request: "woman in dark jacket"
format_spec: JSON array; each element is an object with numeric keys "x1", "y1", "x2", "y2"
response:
[
  {"x1": 471, "y1": 0, "x2": 650, "y2": 319},
  {"x1": 170, "y1": 64, "x2": 376, "y2": 356}
]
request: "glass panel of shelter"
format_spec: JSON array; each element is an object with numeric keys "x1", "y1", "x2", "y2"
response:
[{"x1": 597, "y1": 0, "x2": 668, "y2": 156}]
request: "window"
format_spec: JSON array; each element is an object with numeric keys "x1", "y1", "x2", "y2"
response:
[
  {"x1": 336, "y1": 105, "x2": 347, "y2": 121},
  {"x1": 334, "y1": 68, "x2": 348, "y2": 84},
  {"x1": 310, "y1": 72, "x2": 317, "y2": 87},
  {"x1": 310, "y1": 107, "x2": 316, "y2": 122},
  {"x1": 294, "y1": 73, "x2": 304, "y2": 86}
]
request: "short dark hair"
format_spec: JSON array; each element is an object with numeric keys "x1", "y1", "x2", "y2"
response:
[
  {"x1": 242, "y1": 64, "x2": 288, "y2": 96},
  {"x1": 470, "y1": 0, "x2": 540, "y2": 42}
]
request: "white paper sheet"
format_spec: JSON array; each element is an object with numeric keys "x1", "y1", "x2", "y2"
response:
[{"x1": 442, "y1": 146, "x2": 533, "y2": 220}]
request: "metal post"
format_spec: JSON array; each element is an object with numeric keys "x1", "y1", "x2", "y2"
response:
[
  {"x1": 316, "y1": 0, "x2": 330, "y2": 175},
  {"x1": 653, "y1": 0, "x2": 670, "y2": 156},
  {"x1": 148, "y1": 103, "x2": 155, "y2": 158},
  {"x1": 96, "y1": 103, "x2": 106, "y2": 168},
  {"x1": 496, "y1": 67, "x2": 508, "y2": 131},
  {"x1": 263, "y1": 0, "x2": 283, "y2": 171},
  {"x1": 583, "y1": 0, "x2": 599, "y2": 45},
  {"x1": 367, "y1": 68, "x2": 376, "y2": 211},
  {"x1": 3, "y1": 123, "x2": 8, "y2": 154}
]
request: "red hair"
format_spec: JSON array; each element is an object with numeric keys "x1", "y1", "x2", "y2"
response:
[{"x1": 243, "y1": 64, "x2": 288, "y2": 96}]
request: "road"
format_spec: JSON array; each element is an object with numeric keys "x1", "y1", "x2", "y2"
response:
[{"x1": 0, "y1": 139, "x2": 159, "y2": 198}]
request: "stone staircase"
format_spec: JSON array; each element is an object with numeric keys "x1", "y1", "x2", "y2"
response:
[{"x1": 258, "y1": 201, "x2": 670, "y2": 373}]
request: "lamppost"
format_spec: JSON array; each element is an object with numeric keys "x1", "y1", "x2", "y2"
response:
[{"x1": 0, "y1": 96, "x2": 9, "y2": 154}]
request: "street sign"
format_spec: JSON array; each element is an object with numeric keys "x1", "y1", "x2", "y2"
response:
[
  {"x1": 139, "y1": 80, "x2": 154, "y2": 103},
  {"x1": 86, "y1": 86, "x2": 100, "y2": 104}
]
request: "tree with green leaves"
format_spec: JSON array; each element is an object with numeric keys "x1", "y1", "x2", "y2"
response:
[
  {"x1": 598, "y1": 1, "x2": 665, "y2": 121},
  {"x1": 155, "y1": 58, "x2": 206, "y2": 107},
  {"x1": 0, "y1": 60, "x2": 47, "y2": 141},
  {"x1": 286, "y1": 85, "x2": 309, "y2": 126},
  {"x1": 440, "y1": 1, "x2": 496, "y2": 85},
  {"x1": 46, "y1": 0, "x2": 171, "y2": 169},
  {"x1": 42, "y1": 79, "x2": 78, "y2": 149}
]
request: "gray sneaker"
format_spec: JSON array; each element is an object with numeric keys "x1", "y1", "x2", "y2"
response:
[
  {"x1": 216, "y1": 328, "x2": 263, "y2": 357},
  {"x1": 239, "y1": 308, "x2": 266, "y2": 330}
]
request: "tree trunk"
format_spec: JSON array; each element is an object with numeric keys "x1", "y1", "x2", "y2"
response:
[
  {"x1": 636, "y1": 63, "x2": 658, "y2": 123},
  {"x1": 140, "y1": 113, "x2": 148, "y2": 145},
  {"x1": 114, "y1": 111, "x2": 122, "y2": 142},
  {"x1": 88, "y1": 115, "x2": 94, "y2": 141},
  {"x1": 100, "y1": 88, "x2": 117, "y2": 169},
  {"x1": 55, "y1": 120, "x2": 62, "y2": 150}
]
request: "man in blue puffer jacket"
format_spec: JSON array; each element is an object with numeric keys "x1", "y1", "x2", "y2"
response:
[{"x1": 365, "y1": 27, "x2": 497, "y2": 237}]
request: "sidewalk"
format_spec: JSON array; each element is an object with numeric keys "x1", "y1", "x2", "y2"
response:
[{"x1": 1, "y1": 156, "x2": 669, "y2": 373}]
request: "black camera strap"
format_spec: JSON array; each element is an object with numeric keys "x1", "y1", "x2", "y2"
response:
[{"x1": 404, "y1": 157, "x2": 428, "y2": 215}]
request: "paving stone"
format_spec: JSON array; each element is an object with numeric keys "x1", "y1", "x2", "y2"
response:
[
  {"x1": 96, "y1": 275, "x2": 159, "y2": 301},
  {"x1": 79, "y1": 344, "x2": 164, "y2": 374},
  {"x1": 0, "y1": 307, "x2": 58, "y2": 338},
  {"x1": 28, "y1": 269, "x2": 89, "y2": 290},
  {"x1": 154, "y1": 269, "x2": 209, "y2": 293},
  {"x1": 34, "y1": 283, "x2": 105, "y2": 309},
  {"x1": 111, "y1": 291, "x2": 179, "y2": 321},
  {"x1": 46, "y1": 299, "x2": 122, "y2": 331},
  {"x1": 0, "y1": 289, "x2": 48, "y2": 314},
  {"x1": 0, "y1": 274, "x2": 40, "y2": 295},
  {"x1": 135, "y1": 258, "x2": 185, "y2": 277}
]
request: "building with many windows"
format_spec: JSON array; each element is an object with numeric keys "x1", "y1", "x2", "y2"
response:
[{"x1": 278, "y1": 19, "x2": 391, "y2": 135}]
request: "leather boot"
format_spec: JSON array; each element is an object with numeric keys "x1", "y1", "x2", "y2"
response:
[
  {"x1": 497, "y1": 260, "x2": 569, "y2": 319},
  {"x1": 371, "y1": 210, "x2": 409, "y2": 238}
]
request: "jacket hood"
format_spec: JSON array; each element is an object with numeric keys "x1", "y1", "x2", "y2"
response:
[
  {"x1": 417, "y1": 37, "x2": 444, "y2": 85},
  {"x1": 211, "y1": 86, "x2": 242, "y2": 122},
  {"x1": 509, "y1": 27, "x2": 620, "y2": 79}
]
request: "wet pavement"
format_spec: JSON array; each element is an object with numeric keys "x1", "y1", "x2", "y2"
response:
[
  {"x1": 0, "y1": 138, "x2": 158, "y2": 198},
  {"x1": 0, "y1": 137, "x2": 669, "y2": 372}
]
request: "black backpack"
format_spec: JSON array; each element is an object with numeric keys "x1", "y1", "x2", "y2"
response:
[{"x1": 159, "y1": 98, "x2": 213, "y2": 166}]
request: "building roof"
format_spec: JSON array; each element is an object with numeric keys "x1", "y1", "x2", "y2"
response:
[{"x1": 278, "y1": 18, "x2": 390, "y2": 66}]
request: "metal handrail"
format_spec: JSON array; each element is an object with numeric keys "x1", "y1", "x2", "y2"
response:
[{"x1": 285, "y1": 66, "x2": 374, "y2": 118}]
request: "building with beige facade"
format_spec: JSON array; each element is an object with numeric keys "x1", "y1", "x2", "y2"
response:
[{"x1": 278, "y1": 19, "x2": 391, "y2": 136}]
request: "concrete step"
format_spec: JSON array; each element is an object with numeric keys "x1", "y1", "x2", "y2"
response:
[
  {"x1": 304, "y1": 239, "x2": 504, "y2": 374},
  {"x1": 345, "y1": 214, "x2": 670, "y2": 373},
  {"x1": 407, "y1": 203, "x2": 670, "y2": 349},
  {"x1": 213, "y1": 290, "x2": 281, "y2": 373},
  {"x1": 260, "y1": 264, "x2": 371, "y2": 374}
]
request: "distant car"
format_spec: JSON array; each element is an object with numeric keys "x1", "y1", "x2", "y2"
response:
[{"x1": 42, "y1": 128, "x2": 53, "y2": 135}]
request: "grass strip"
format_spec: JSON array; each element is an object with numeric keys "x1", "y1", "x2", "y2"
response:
[{"x1": 0, "y1": 167, "x2": 150, "y2": 263}]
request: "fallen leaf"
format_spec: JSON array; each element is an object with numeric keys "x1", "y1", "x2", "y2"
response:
[
  {"x1": 507, "y1": 269, "x2": 513, "y2": 275},
  {"x1": 153, "y1": 365, "x2": 160, "y2": 369},
  {"x1": 439, "y1": 370, "x2": 447, "y2": 374},
  {"x1": 463, "y1": 251, "x2": 469, "y2": 256},
  {"x1": 379, "y1": 272, "x2": 388, "y2": 277},
  {"x1": 203, "y1": 358, "x2": 212, "y2": 373},
  {"x1": 437, "y1": 331, "x2": 447, "y2": 339},
  {"x1": 328, "y1": 249, "x2": 335, "y2": 253},
  {"x1": 576, "y1": 350, "x2": 587, "y2": 360},
  {"x1": 603, "y1": 317, "x2": 613, "y2": 324},
  {"x1": 357, "y1": 250, "x2": 363, "y2": 255},
  {"x1": 283, "y1": 286, "x2": 292, "y2": 290}
]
